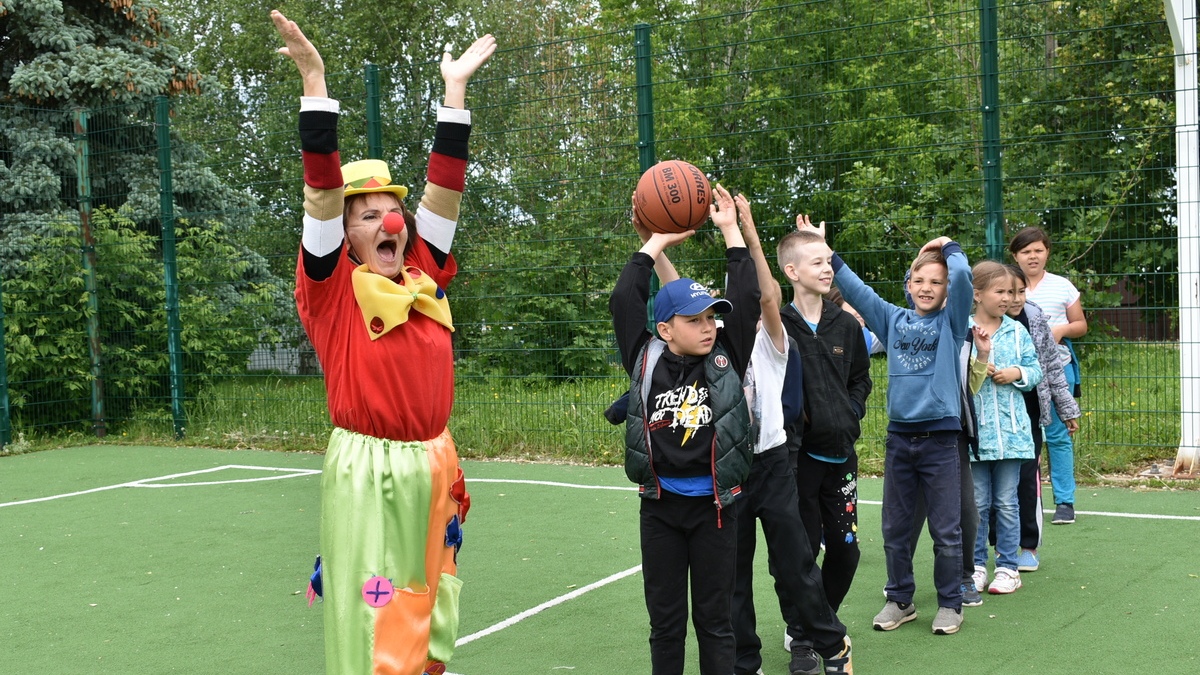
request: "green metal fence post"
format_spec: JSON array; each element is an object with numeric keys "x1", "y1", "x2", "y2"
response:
[
  {"x1": 73, "y1": 109, "x2": 107, "y2": 438},
  {"x1": 635, "y1": 23, "x2": 659, "y2": 331},
  {"x1": 980, "y1": 0, "x2": 1005, "y2": 261},
  {"x1": 0, "y1": 276, "x2": 10, "y2": 447},
  {"x1": 365, "y1": 64, "x2": 384, "y2": 160},
  {"x1": 156, "y1": 96, "x2": 187, "y2": 439},
  {"x1": 635, "y1": 24, "x2": 656, "y2": 173}
]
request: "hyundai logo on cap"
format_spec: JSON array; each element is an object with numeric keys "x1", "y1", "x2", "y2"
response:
[{"x1": 654, "y1": 277, "x2": 733, "y2": 324}]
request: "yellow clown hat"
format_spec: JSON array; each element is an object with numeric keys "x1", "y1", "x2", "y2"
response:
[{"x1": 341, "y1": 159, "x2": 409, "y2": 200}]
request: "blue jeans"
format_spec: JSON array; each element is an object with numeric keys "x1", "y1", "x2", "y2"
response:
[
  {"x1": 881, "y1": 430, "x2": 962, "y2": 609},
  {"x1": 973, "y1": 459, "x2": 1022, "y2": 571},
  {"x1": 1044, "y1": 365, "x2": 1078, "y2": 506}
]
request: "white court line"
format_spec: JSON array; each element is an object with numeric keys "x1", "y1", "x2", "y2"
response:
[
  {"x1": 0, "y1": 465, "x2": 319, "y2": 508},
  {"x1": 470, "y1": 478, "x2": 635, "y2": 491},
  {"x1": 829, "y1": 498, "x2": 1200, "y2": 521},
  {"x1": 136, "y1": 465, "x2": 321, "y2": 488},
  {"x1": 455, "y1": 564, "x2": 643, "y2": 647},
  {"x1": 1039, "y1": 507, "x2": 1200, "y2": 521}
]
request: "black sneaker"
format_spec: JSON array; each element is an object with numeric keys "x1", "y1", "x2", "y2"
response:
[
  {"x1": 961, "y1": 581, "x2": 983, "y2": 607},
  {"x1": 1052, "y1": 503, "x2": 1076, "y2": 524},
  {"x1": 790, "y1": 644, "x2": 821, "y2": 675}
]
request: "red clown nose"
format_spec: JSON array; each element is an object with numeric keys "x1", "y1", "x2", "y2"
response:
[{"x1": 382, "y1": 211, "x2": 405, "y2": 235}]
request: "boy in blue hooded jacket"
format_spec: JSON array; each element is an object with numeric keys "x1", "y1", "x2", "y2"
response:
[{"x1": 806, "y1": 223, "x2": 973, "y2": 636}]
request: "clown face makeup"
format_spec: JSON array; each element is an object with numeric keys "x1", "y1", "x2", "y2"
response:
[{"x1": 346, "y1": 192, "x2": 408, "y2": 279}]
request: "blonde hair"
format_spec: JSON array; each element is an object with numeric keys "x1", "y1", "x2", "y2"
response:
[
  {"x1": 777, "y1": 229, "x2": 828, "y2": 268},
  {"x1": 971, "y1": 259, "x2": 1011, "y2": 292}
]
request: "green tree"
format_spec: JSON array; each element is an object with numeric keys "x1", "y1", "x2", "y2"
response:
[{"x1": 0, "y1": 0, "x2": 288, "y2": 432}]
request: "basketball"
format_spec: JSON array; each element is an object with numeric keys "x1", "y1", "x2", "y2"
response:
[{"x1": 634, "y1": 160, "x2": 712, "y2": 234}]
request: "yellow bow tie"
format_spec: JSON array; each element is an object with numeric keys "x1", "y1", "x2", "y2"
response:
[{"x1": 351, "y1": 265, "x2": 454, "y2": 340}]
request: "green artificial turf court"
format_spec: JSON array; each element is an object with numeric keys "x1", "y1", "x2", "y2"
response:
[{"x1": 3, "y1": 445, "x2": 1198, "y2": 674}]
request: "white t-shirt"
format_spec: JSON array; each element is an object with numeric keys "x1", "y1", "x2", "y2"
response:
[
  {"x1": 1026, "y1": 270, "x2": 1080, "y2": 365},
  {"x1": 747, "y1": 323, "x2": 791, "y2": 453}
]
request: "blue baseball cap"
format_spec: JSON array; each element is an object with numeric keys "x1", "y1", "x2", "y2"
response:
[{"x1": 653, "y1": 278, "x2": 732, "y2": 324}]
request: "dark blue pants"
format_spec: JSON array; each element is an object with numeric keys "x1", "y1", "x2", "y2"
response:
[
  {"x1": 882, "y1": 430, "x2": 963, "y2": 609},
  {"x1": 641, "y1": 490, "x2": 739, "y2": 675},
  {"x1": 911, "y1": 431, "x2": 976, "y2": 582},
  {"x1": 732, "y1": 446, "x2": 846, "y2": 674}
]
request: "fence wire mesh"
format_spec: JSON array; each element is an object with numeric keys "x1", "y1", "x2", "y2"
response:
[{"x1": 0, "y1": 1, "x2": 1195, "y2": 474}]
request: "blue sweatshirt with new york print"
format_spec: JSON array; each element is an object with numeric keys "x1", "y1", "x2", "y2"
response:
[{"x1": 832, "y1": 242, "x2": 972, "y2": 432}]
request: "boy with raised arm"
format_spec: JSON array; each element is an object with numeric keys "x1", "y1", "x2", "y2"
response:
[
  {"x1": 806, "y1": 221, "x2": 972, "y2": 636},
  {"x1": 775, "y1": 214, "x2": 871, "y2": 669}
]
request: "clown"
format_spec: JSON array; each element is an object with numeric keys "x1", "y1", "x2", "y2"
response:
[{"x1": 271, "y1": 10, "x2": 495, "y2": 675}]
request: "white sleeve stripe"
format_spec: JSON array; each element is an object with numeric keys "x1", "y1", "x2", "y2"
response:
[
  {"x1": 437, "y1": 107, "x2": 472, "y2": 125},
  {"x1": 302, "y1": 213, "x2": 345, "y2": 257},
  {"x1": 416, "y1": 205, "x2": 457, "y2": 253},
  {"x1": 300, "y1": 97, "x2": 341, "y2": 113}
]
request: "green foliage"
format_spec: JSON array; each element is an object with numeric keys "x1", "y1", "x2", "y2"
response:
[
  {"x1": 2, "y1": 220, "x2": 92, "y2": 425},
  {"x1": 1, "y1": 210, "x2": 288, "y2": 429},
  {"x1": 3, "y1": 0, "x2": 201, "y2": 107}
]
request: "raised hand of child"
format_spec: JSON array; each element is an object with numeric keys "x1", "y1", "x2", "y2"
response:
[
  {"x1": 710, "y1": 185, "x2": 746, "y2": 249},
  {"x1": 734, "y1": 194, "x2": 760, "y2": 248},
  {"x1": 796, "y1": 213, "x2": 826, "y2": 239},
  {"x1": 709, "y1": 184, "x2": 738, "y2": 229},
  {"x1": 919, "y1": 236, "x2": 953, "y2": 254}
]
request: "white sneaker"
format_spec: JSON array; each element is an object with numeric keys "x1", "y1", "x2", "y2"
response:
[
  {"x1": 988, "y1": 567, "x2": 1022, "y2": 594},
  {"x1": 783, "y1": 631, "x2": 792, "y2": 652},
  {"x1": 972, "y1": 565, "x2": 988, "y2": 595}
]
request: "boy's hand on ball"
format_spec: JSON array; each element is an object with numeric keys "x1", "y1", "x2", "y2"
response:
[
  {"x1": 648, "y1": 229, "x2": 695, "y2": 249},
  {"x1": 631, "y1": 193, "x2": 652, "y2": 244}
]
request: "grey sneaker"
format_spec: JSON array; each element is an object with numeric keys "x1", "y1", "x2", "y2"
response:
[
  {"x1": 1052, "y1": 503, "x2": 1075, "y2": 524},
  {"x1": 961, "y1": 581, "x2": 983, "y2": 607},
  {"x1": 931, "y1": 606, "x2": 963, "y2": 635},
  {"x1": 872, "y1": 601, "x2": 917, "y2": 631},
  {"x1": 789, "y1": 645, "x2": 820, "y2": 675}
]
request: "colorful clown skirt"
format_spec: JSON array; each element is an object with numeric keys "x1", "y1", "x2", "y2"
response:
[{"x1": 320, "y1": 427, "x2": 469, "y2": 675}]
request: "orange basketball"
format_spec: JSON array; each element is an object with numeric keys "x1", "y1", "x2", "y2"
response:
[{"x1": 634, "y1": 160, "x2": 712, "y2": 234}]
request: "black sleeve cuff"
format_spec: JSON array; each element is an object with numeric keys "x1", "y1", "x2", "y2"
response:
[
  {"x1": 302, "y1": 247, "x2": 340, "y2": 281},
  {"x1": 299, "y1": 110, "x2": 339, "y2": 154},
  {"x1": 432, "y1": 121, "x2": 470, "y2": 160}
]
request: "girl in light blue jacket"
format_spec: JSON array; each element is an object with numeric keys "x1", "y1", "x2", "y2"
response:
[{"x1": 968, "y1": 261, "x2": 1042, "y2": 596}]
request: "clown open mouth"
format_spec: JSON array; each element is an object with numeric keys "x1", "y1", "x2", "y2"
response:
[{"x1": 377, "y1": 240, "x2": 398, "y2": 263}]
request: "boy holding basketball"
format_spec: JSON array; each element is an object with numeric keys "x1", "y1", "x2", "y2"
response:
[{"x1": 610, "y1": 183, "x2": 758, "y2": 675}]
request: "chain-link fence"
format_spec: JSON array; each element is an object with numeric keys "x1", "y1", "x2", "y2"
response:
[{"x1": 2, "y1": 2, "x2": 1196, "y2": 474}]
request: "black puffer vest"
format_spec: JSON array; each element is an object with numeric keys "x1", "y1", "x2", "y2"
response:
[{"x1": 624, "y1": 339, "x2": 754, "y2": 508}]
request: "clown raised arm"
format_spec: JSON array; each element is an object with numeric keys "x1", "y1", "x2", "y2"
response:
[{"x1": 271, "y1": 9, "x2": 494, "y2": 288}]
